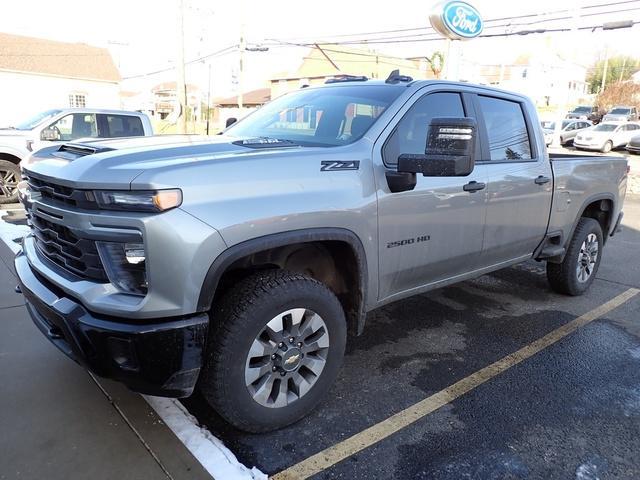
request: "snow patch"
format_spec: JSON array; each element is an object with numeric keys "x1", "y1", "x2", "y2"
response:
[
  {"x1": 143, "y1": 396, "x2": 267, "y2": 480},
  {"x1": 0, "y1": 210, "x2": 29, "y2": 253}
]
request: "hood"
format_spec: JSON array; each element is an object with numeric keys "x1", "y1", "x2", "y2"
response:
[
  {"x1": 0, "y1": 128, "x2": 28, "y2": 138},
  {"x1": 23, "y1": 134, "x2": 307, "y2": 189}
]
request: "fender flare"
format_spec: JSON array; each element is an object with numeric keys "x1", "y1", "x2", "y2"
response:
[
  {"x1": 196, "y1": 227, "x2": 369, "y2": 333},
  {"x1": 567, "y1": 192, "x2": 615, "y2": 248},
  {"x1": 0, "y1": 144, "x2": 27, "y2": 163}
]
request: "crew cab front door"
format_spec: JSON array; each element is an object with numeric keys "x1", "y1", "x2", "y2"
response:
[
  {"x1": 374, "y1": 89, "x2": 488, "y2": 301},
  {"x1": 474, "y1": 94, "x2": 553, "y2": 266}
]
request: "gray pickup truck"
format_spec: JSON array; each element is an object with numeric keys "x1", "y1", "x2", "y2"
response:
[{"x1": 15, "y1": 74, "x2": 628, "y2": 433}]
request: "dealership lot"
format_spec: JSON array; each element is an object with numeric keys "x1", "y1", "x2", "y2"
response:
[{"x1": 1, "y1": 194, "x2": 639, "y2": 479}]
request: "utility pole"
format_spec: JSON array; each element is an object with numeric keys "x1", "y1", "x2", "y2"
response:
[
  {"x1": 206, "y1": 62, "x2": 211, "y2": 135},
  {"x1": 619, "y1": 56, "x2": 627, "y2": 82},
  {"x1": 176, "y1": 0, "x2": 187, "y2": 134},
  {"x1": 237, "y1": 0, "x2": 246, "y2": 110},
  {"x1": 600, "y1": 46, "x2": 609, "y2": 93}
]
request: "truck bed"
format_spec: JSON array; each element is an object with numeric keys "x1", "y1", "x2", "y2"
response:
[{"x1": 547, "y1": 152, "x2": 628, "y2": 243}]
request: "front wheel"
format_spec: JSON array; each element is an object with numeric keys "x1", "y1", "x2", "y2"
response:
[
  {"x1": 547, "y1": 218, "x2": 603, "y2": 296},
  {"x1": 0, "y1": 160, "x2": 20, "y2": 204},
  {"x1": 601, "y1": 141, "x2": 613, "y2": 153},
  {"x1": 199, "y1": 270, "x2": 347, "y2": 432}
]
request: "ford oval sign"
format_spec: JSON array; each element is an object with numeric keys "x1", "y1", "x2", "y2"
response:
[{"x1": 429, "y1": 1, "x2": 483, "y2": 41}]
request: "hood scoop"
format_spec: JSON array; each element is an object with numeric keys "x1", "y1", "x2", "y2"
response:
[{"x1": 51, "y1": 143, "x2": 115, "y2": 161}]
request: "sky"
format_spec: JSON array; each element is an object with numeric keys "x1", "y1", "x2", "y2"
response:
[{"x1": 1, "y1": 0, "x2": 639, "y2": 97}]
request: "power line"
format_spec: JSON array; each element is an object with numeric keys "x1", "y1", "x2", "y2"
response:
[
  {"x1": 122, "y1": 45, "x2": 238, "y2": 79},
  {"x1": 268, "y1": 0, "x2": 640, "y2": 44}
]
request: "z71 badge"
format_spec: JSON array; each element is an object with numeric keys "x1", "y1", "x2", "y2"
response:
[{"x1": 320, "y1": 160, "x2": 360, "y2": 171}]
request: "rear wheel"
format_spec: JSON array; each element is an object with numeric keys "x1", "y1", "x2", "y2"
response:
[
  {"x1": 199, "y1": 270, "x2": 347, "y2": 432},
  {"x1": 547, "y1": 218, "x2": 603, "y2": 296},
  {"x1": 601, "y1": 141, "x2": 613, "y2": 153},
  {"x1": 0, "y1": 160, "x2": 20, "y2": 204}
]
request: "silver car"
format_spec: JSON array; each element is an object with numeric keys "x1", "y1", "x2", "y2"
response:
[
  {"x1": 574, "y1": 122, "x2": 640, "y2": 152},
  {"x1": 627, "y1": 134, "x2": 640, "y2": 154},
  {"x1": 541, "y1": 119, "x2": 592, "y2": 146},
  {"x1": 602, "y1": 106, "x2": 638, "y2": 123}
]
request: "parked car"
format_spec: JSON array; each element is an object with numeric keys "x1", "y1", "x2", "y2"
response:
[
  {"x1": 566, "y1": 105, "x2": 602, "y2": 124},
  {"x1": 541, "y1": 119, "x2": 592, "y2": 146},
  {"x1": 602, "y1": 106, "x2": 638, "y2": 123},
  {"x1": 0, "y1": 108, "x2": 153, "y2": 203},
  {"x1": 574, "y1": 122, "x2": 640, "y2": 152},
  {"x1": 627, "y1": 134, "x2": 640, "y2": 154},
  {"x1": 16, "y1": 77, "x2": 628, "y2": 433}
]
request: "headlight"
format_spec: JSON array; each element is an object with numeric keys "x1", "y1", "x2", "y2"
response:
[
  {"x1": 96, "y1": 241, "x2": 147, "y2": 295},
  {"x1": 93, "y1": 189, "x2": 182, "y2": 212}
]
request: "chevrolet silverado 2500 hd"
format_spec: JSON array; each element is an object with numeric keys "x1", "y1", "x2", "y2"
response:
[{"x1": 15, "y1": 74, "x2": 628, "y2": 432}]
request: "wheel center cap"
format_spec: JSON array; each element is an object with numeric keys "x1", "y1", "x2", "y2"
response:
[{"x1": 280, "y1": 348, "x2": 302, "y2": 372}]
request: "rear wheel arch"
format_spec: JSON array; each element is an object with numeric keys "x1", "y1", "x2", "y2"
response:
[
  {"x1": 197, "y1": 228, "x2": 369, "y2": 335},
  {"x1": 579, "y1": 196, "x2": 614, "y2": 242}
]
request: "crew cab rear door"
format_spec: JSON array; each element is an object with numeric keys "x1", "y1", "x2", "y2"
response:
[
  {"x1": 373, "y1": 87, "x2": 488, "y2": 301},
  {"x1": 473, "y1": 93, "x2": 553, "y2": 266}
]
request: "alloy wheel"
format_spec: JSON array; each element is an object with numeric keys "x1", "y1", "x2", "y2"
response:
[
  {"x1": 576, "y1": 233, "x2": 598, "y2": 283},
  {"x1": 244, "y1": 308, "x2": 329, "y2": 408},
  {"x1": 0, "y1": 168, "x2": 18, "y2": 199}
]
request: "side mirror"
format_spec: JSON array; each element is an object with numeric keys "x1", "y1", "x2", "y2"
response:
[
  {"x1": 41, "y1": 127, "x2": 60, "y2": 141},
  {"x1": 397, "y1": 117, "x2": 477, "y2": 177},
  {"x1": 225, "y1": 117, "x2": 238, "y2": 128}
]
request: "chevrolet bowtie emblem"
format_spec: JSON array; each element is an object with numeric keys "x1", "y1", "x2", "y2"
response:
[{"x1": 285, "y1": 353, "x2": 300, "y2": 365}]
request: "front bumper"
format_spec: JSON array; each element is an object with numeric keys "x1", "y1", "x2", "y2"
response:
[
  {"x1": 627, "y1": 144, "x2": 640, "y2": 153},
  {"x1": 573, "y1": 140, "x2": 602, "y2": 150},
  {"x1": 15, "y1": 250, "x2": 209, "y2": 397}
]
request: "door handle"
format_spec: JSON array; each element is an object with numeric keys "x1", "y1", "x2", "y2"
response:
[
  {"x1": 463, "y1": 181, "x2": 486, "y2": 192},
  {"x1": 535, "y1": 175, "x2": 551, "y2": 185}
]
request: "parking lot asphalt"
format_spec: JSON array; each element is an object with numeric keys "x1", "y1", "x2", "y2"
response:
[
  {"x1": 2, "y1": 192, "x2": 640, "y2": 480},
  {"x1": 183, "y1": 194, "x2": 640, "y2": 479},
  {"x1": 0, "y1": 236, "x2": 211, "y2": 479}
]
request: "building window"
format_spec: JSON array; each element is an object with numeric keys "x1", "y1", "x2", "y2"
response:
[{"x1": 69, "y1": 93, "x2": 87, "y2": 108}]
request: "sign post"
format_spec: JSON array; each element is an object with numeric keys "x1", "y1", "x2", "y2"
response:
[{"x1": 429, "y1": 1, "x2": 483, "y2": 81}]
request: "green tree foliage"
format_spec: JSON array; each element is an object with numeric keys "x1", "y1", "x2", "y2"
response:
[{"x1": 587, "y1": 56, "x2": 640, "y2": 94}]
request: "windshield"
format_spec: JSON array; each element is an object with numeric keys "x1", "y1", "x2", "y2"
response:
[
  {"x1": 572, "y1": 106, "x2": 591, "y2": 113},
  {"x1": 14, "y1": 109, "x2": 62, "y2": 130},
  {"x1": 225, "y1": 85, "x2": 404, "y2": 147},
  {"x1": 609, "y1": 108, "x2": 630, "y2": 115},
  {"x1": 594, "y1": 123, "x2": 618, "y2": 132}
]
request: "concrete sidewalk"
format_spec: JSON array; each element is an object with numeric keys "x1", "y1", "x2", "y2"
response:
[{"x1": 0, "y1": 242, "x2": 211, "y2": 480}]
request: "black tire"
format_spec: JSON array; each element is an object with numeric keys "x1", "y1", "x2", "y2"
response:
[
  {"x1": 199, "y1": 270, "x2": 347, "y2": 432},
  {"x1": 0, "y1": 160, "x2": 20, "y2": 204},
  {"x1": 547, "y1": 218, "x2": 603, "y2": 296},
  {"x1": 601, "y1": 141, "x2": 613, "y2": 153}
]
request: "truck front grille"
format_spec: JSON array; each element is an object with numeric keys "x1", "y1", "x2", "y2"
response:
[
  {"x1": 31, "y1": 213, "x2": 108, "y2": 282},
  {"x1": 26, "y1": 175, "x2": 98, "y2": 209}
]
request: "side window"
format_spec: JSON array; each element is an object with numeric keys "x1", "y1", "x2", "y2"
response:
[
  {"x1": 478, "y1": 96, "x2": 532, "y2": 161},
  {"x1": 45, "y1": 113, "x2": 97, "y2": 141},
  {"x1": 382, "y1": 92, "x2": 465, "y2": 165},
  {"x1": 102, "y1": 115, "x2": 145, "y2": 137}
]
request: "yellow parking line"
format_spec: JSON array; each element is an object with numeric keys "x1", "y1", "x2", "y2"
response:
[{"x1": 272, "y1": 288, "x2": 640, "y2": 480}]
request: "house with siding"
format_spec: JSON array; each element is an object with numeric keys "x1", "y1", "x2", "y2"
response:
[{"x1": 0, "y1": 32, "x2": 120, "y2": 125}]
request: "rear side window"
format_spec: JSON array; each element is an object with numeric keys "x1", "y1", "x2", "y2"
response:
[
  {"x1": 478, "y1": 96, "x2": 532, "y2": 161},
  {"x1": 101, "y1": 115, "x2": 145, "y2": 137},
  {"x1": 383, "y1": 92, "x2": 465, "y2": 165}
]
